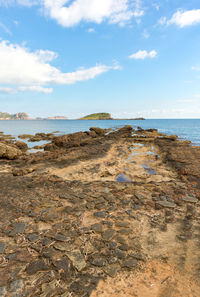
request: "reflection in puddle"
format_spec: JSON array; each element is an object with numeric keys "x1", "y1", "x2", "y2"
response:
[
  {"x1": 147, "y1": 150, "x2": 156, "y2": 155},
  {"x1": 28, "y1": 148, "x2": 44, "y2": 154},
  {"x1": 116, "y1": 173, "x2": 132, "y2": 182},
  {"x1": 141, "y1": 164, "x2": 156, "y2": 175},
  {"x1": 131, "y1": 143, "x2": 144, "y2": 148}
]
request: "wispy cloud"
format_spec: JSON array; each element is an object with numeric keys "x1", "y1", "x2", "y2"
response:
[
  {"x1": 0, "y1": 40, "x2": 119, "y2": 93},
  {"x1": 0, "y1": 21, "x2": 12, "y2": 35},
  {"x1": 129, "y1": 50, "x2": 157, "y2": 60},
  {"x1": 159, "y1": 9, "x2": 200, "y2": 28}
]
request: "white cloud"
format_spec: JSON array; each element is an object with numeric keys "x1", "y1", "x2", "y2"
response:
[
  {"x1": 129, "y1": 50, "x2": 157, "y2": 60},
  {"x1": 87, "y1": 27, "x2": 95, "y2": 33},
  {"x1": 0, "y1": 40, "x2": 118, "y2": 93},
  {"x1": 160, "y1": 9, "x2": 200, "y2": 28},
  {"x1": 142, "y1": 29, "x2": 150, "y2": 39},
  {"x1": 0, "y1": 21, "x2": 12, "y2": 35},
  {"x1": 0, "y1": 87, "x2": 16, "y2": 94},
  {"x1": 192, "y1": 66, "x2": 200, "y2": 71},
  {"x1": 42, "y1": 0, "x2": 143, "y2": 27},
  {"x1": 18, "y1": 86, "x2": 53, "y2": 93}
]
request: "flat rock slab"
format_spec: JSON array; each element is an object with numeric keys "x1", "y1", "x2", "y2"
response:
[
  {"x1": 183, "y1": 196, "x2": 198, "y2": 203},
  {"x1": 66, "y1": 249, "x2": 86, "y2": 271},
  {"x1": 0, "y1": 242, "x2": 6, "y2": 254},
  {"x1": 26, "y1": 260, "x2": 49, "y2": 275},
  {"x1": 156, "y1": 201, "x2": 176, "y2": 208},
  {"x1": 9, "y1": 222, "x2": 27, "y2": 237}
]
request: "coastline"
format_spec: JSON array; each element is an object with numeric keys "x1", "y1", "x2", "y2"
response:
[{"x1": 0, "y1": 126, "x2": 200, "y2": 296}]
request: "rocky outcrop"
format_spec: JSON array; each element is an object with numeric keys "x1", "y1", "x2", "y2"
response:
[
  {"x1": 15, "y1": 141, "x2": 28, "y2": 151},
  {"x1": 0, "y1": 143, "x2": 22, "y2": 159}
]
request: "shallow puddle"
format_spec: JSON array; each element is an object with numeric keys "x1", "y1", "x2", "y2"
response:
[
  {"x1": 28, "y1": 148, "x2": 44, "y2": 154},
  {"x1": 116, "y1": 173, "x2": 132, "y2": 182},
  {"x1": 141, "y1": 164, "x2": 156, "y2": 175}
]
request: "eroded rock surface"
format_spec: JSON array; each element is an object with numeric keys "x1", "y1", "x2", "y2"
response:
[{"x1": 0, "y1": 126, "x2": 200, "y2": 296}]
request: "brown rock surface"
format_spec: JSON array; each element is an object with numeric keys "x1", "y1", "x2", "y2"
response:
[{"x1": 0, "y1": 126, "x2": 200, "y2": 296}]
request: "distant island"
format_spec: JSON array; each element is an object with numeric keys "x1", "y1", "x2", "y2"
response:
[
  {"x1": 45, "y1": 116, "x2": 68, "y2": 120},
  {"x1": 79, "y1": 113, "x2": 112, "y2": 120},
  {"x1": 79, "y1": 113, "x2": 145, "y2": 120},
  {"x1": 0, "y1": 111, "x2": 145, "y2": 120},
  {"x1": 0, "y1": 112, "x2": 29, "y2": 120}
]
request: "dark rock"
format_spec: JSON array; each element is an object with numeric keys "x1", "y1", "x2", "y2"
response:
[
  {"x1": 118, "y1": 228, "x2": 132, "y2": 235},
  {"x1": 104, "y1": 264, "x2": 119, "y2": 277},
  {"x1": 90, "y1": 256, "x2": 107, "y2": 267},
  {"x1": 26, "y1": 233, "x2": 39, "y2": 242},
  {"x1": 156, "y1": 201, "x2": 176, "y2": 209},
  {"x1": 53, "y1": 258, "x2": 70, "y2": 272},
  {"x1": 115, "y1": 221, "x2": 130, "y2": 228},
  {"x1": 26, "y1": 260, "x2": 49, "y2": 275},
  {"x1": 102, "y1": 229, "x2": 115, "y2": 241},
  {"x1": 91, "y1": 223, "x2": 103, "y2": 233},
  {"x1": 122, "y1": 258, "x2": 138, "y2": 269},
  {"x1": 93, "y1": 211, "x2": 107, "y2": 218},
  {"x1": 9, "y1": 222, "x2": 27, "y2": 237},
  {"x1": 0, "y1": 242, "x2": 6, "y2": 254},
  {"x1": 114, "y1": 248, "x2": 126, "y2": 259}
]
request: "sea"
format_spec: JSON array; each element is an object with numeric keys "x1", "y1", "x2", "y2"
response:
[{"x1": 0, "y1": 119, "x2": 200, "y2": 148}]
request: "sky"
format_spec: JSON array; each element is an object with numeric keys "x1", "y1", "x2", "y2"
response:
[{"x1": 0, "y1": 0, "x2": 200, "y2": 119}]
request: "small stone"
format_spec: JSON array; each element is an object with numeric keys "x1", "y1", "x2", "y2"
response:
[
  {"x1": 183, "y1": 196, "x2": 198, "y2": 203},
  {"x1": 90, "y1": 256, "x2": 107, "y2": 267},
  {"x1": 0, "y1": 243, "x2": 6, "y2": 254},
  {"x1": 115, "y1": 236, "x2": 126, "y2": 244},
  {"x1": 54, "y1": 242, "x2": 73, "y2": 252},
  {"x1": 0, "y1": 287, "x2": 6, "y2": 297},
  {"x1": 42, "y1": 237, "x2": 53, "y2": 246},
  {"x1": 9, "y1": 222, "x2": 26, "y2": 237},
  {"x1": 10, "y1": 280, "x2": 24, "y2": 292},
  {"x1": 93, "y1": 211, "x2": 107, "y2": 218},
  {"x1": 156, "y1": 201, "x2": 176, "y2": 209},
  {"x1": 26, "y1": 233, "x2": 39, "y2": 242},
  {"x1": 53, "y1": 258, "x2": 69, "y2": 272},
  {"x1": 119, "y1": 244, "x2": 129, "y2": 251},
  {"x1": 104, "y1": 264, "x2": 119, "y2": 277},
  {"x1": 114, "y1": 248, "x2": 126, "y2": 259},
  {"x1": 118, "y1": 228, "x2": 132, "y2": 235},
  {"x1": 102, "y1": 229, "x2": 115, "y2": 241},
  {"x1": 115, "y1": 222, "x2": 129, "y2": 228},
  {"x1": 26, "y1": 260, "x2": 49, "y2": 275},
  {"x1": 91, "y1": 223, "x2": 103, "y2": 233},
  {"x1": 66, "y1": 249, "x2": 86, "y2": 271},
  {"x1": 122, "y1": 258, "x2": 138, "y2": 269}
]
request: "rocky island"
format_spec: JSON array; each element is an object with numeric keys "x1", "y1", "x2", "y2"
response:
[
  {"x1": 79, "y1": 113, "x2": 112, "y2": 120},
  {"x1": 0, "y1": 126, "x2": 200, "y2": 296},
  {"x1": 0, "y1": 112, "x2": 29, "y2": 120}
]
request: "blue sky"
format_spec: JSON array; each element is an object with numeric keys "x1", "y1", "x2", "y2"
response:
[{"x1": 0, "y1": 0, "x2": 200, "y2": 118}]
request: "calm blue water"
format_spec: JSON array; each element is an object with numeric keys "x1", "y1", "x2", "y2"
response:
[{"x1": 0, "y1": 119, "x2": 199, "y2": 146}]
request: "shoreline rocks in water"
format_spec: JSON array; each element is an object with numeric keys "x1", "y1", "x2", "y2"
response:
[{"x1": 0, "y1": 126, "x2": 200, "y2": 297}]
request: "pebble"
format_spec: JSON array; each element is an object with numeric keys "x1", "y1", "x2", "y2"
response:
[
  {"x1": 102, "y1": 229, "x2": 115, "y2": 241},
  {"x1": 104, "y1": 264, "x2": 119, "y2": 277},
  {"x1": 156, "y1": 201, "x2": 176, "y2": 209},
  {"x1": 93, "y1": 211, "x2": 107, "y2": 218},
  {"x1": 183, "y1": 196, "x2": 198, "y2": 203},
  {"x1": 122, "y1": 258, "x2": 138, "y2": 269},
  {"x1": 0, "y1": 243, "x2": 6, "y2": 254},
  {"x1": 66, "y1": 249, "x2": 86, "y2": 271},
  {"x1": 91, "y1": 223, "x2": 103, "y2": 233}
]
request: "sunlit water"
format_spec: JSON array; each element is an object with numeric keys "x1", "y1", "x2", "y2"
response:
[{"x1": 0, "y1": 119, "x2": 200, "y2": 146}]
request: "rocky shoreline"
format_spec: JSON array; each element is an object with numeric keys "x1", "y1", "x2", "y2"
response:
[{"x1": 0, "y1": 126, "x2": 200, "y2": 297}]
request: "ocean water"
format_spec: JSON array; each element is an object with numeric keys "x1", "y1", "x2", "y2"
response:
[{"x1": 0, "y1": 119, "x2": 200, "y2": 147}]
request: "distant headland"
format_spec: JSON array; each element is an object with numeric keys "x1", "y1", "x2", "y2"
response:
[{"x1": 0, "y1": 111, "x2": 145, "y2": 120}]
